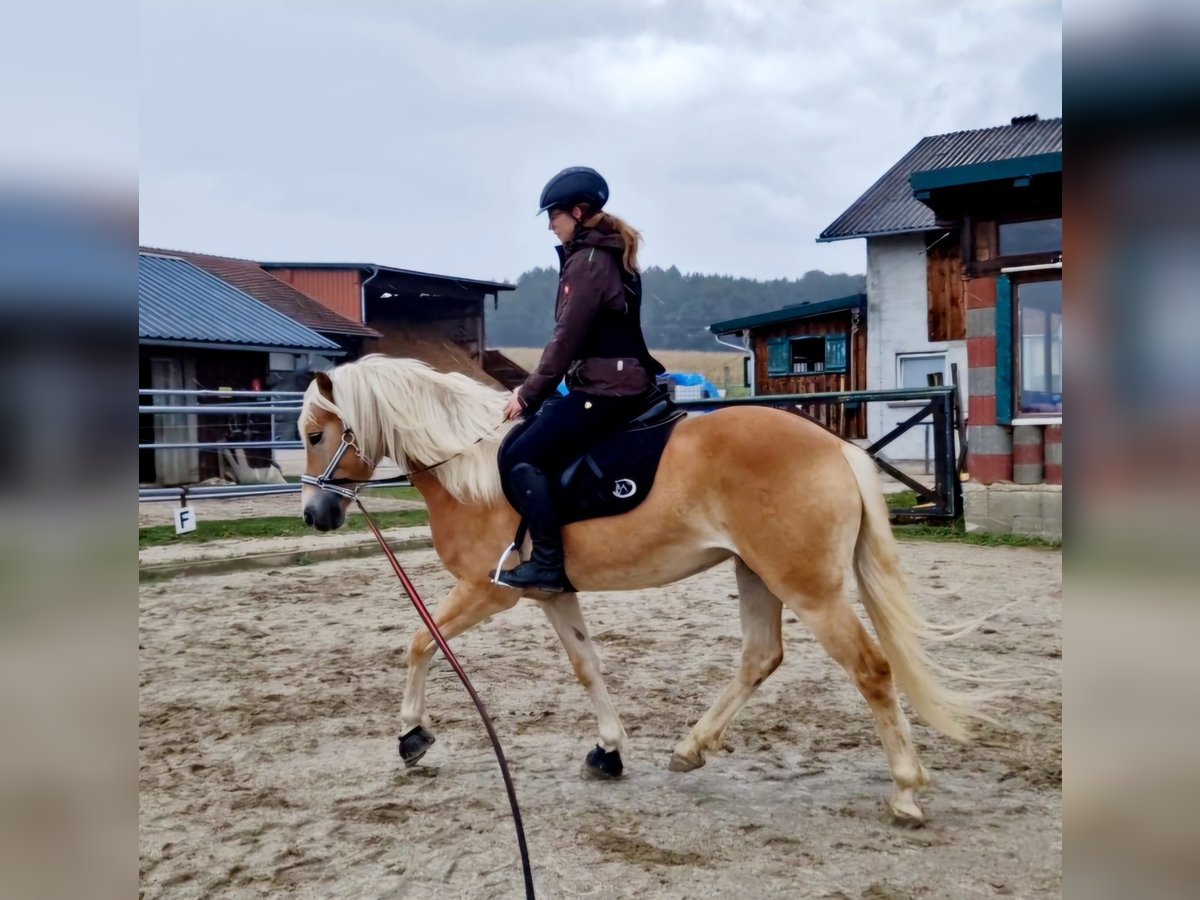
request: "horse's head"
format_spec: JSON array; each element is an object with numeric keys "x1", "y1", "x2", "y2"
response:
[{"x1": 298, "y1": 371, "x2": 376, "y2": 531}]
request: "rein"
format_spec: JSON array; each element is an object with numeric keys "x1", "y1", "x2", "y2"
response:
[{"x1": 355, "y1": 501, "x2": 535, "y2": 900}]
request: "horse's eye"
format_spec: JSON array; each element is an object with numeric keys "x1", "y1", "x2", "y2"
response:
[{"x1": 307, "y1": 433, "x2": 322, "y2": 446}]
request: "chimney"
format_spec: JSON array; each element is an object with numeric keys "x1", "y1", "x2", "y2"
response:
[{"x1": 1011, "y1": 114, "x2": 1040, "y2": 126}]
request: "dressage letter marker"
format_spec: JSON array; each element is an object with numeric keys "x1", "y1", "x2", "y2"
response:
[{"x1": 173, "y1": 506, "x2": 197, "y2": 535}]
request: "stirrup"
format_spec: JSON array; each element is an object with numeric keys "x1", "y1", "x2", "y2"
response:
[
  {"x1": 494, "y1": 561, "x2": 572, "y2": 594},
  {"x1": 490, "y1": 542, "x2": 521, "y2": 586}
]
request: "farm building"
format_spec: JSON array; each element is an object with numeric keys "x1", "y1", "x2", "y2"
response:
[
  {"x1": 259, "y1": 262, "x2": 523, "y2": 389},
  {"x1": 708, "y1": 293, "x2": 867, "y2": 439},
  {"x1": 817, "y1": 114, "x2": 1062, "y2": 537},
  {"x1": 157, "y1": 248, "x2": 382, "y2": 362},
  {"x1": 140, "y1": 248, "x2": 527, "y2": 488},
  {"x1": 138, "y1": 251, "x2": 345, "y2": 486}
]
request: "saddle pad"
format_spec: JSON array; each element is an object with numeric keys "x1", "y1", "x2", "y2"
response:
[{"x1": 498, "y1": 409, "x2": 683, "y2": 526}]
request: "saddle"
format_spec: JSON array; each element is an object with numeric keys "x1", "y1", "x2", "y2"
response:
[{"x1": 498, "y1": 389, "x2": 686, "y2": 526}]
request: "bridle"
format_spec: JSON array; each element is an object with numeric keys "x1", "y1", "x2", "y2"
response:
[{"x1": 300, "y1": 422, "x2": 505, "y2": 500}]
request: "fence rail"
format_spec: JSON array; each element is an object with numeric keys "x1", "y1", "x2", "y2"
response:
[
  {"x1": 140, "y1": 387, "x2": 309, "y2": 503},
  {"x1": 139, "y1": 384, "x2": 965, "y2": 518},
  {"x1": 675, "y1": 382, "x2": 966, "y2": 520}
]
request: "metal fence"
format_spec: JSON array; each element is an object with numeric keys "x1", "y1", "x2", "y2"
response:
[
  {"x1": 140, "y1": 384, "x2": 965, "y2": 519},
  {"x1": 675, "y1": 384, "x2": 966, "y2": 521},
  {"x1": 139, "y1": 388, "x2": 310, "y2": 503}
]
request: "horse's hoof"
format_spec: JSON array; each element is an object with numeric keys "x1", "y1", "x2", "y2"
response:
[
  {"x1": 584, "y1": 745, "x2": 624, "y2": 780},
  {"x1": 399, "y1": 726, "x2": 436, "y2": 767},
  {"x1": 668, "y1": 750, "x2": 705, "y2": 773},
  {"x1": 888, "y1": 795, "x2": 926, "y2": 827}
]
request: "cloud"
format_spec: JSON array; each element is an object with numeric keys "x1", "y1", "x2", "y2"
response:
[{"x1": 139, "y1": 0, "x2": 1062, "y2": 281}]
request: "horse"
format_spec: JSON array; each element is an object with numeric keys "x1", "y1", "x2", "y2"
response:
[{"x1": 298, "y1": 354, "x2": 983, "y2": 822}]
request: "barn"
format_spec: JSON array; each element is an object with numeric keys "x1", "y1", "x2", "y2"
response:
[
  {"x1": 259, "y1": 262, "x2": 522, "y2": 389},
  {"x1": 138, "y1": 251, "x2": 345, "y2": 486}
]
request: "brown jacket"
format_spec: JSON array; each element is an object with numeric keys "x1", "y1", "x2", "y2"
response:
[{"x1": 518, "y1": 222, "x2": 663, "y2": 408}]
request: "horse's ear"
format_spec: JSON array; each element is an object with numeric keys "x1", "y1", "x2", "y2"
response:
[{"x1": 313, "y1": 370, "x2": 334, "y2": 400}]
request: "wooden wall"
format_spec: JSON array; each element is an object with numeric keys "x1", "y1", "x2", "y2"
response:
[
  {"x1": 926, "y1": 232, "x2": 966, "y2": 341},
  {"x1": 749, "y1": 309, "x2": 867, "y2": 439},
  {"x1": 267, "y1": 268, "x2": 363, "y2": 323}
]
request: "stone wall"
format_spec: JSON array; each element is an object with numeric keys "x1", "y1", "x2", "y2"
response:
[{"x1": 964, "y1": 482, "x2": 1062, "y2": 541}]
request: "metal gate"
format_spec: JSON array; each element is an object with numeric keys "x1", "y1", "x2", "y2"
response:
[{"x1": 676, "y1": 383, "x2": 966, "y2": 521}]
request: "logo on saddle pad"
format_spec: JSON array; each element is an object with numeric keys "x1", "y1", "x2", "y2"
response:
[{"x1": 612, "y1": 478, "x2": 637, "y2": 499}]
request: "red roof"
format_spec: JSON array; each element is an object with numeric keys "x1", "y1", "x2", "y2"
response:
[{"x1": 141, "y1": 247, "x2": 381, "y2": 339}]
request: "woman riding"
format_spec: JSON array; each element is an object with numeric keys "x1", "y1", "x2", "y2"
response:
[{"x1": 494, "y1": 166, "x2": 664, "y2": 593}]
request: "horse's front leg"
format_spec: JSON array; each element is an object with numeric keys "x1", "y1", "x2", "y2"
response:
[
  {"x1": 398, "y1": 578, "x2": 519, "y2": 765},
  {"x1": 538, "y1": 593, "x2": 628, "y2": 779}
]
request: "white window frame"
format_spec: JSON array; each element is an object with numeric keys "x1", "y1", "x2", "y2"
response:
[{"x1": 891, "y1": 351, "x2": 948, "y2": 406}]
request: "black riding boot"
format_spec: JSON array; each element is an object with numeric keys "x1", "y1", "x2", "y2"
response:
[{"x1": 495, "y1": 463, "x2": 573, "y2": 593}]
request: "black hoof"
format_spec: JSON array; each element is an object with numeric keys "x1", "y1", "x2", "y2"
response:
[
  {"x1": 584, "y1": 745, "x2": 624, "y2": 780},
  {"x1": 399, "y1": 726, "x2": 436, "y2": 767}
]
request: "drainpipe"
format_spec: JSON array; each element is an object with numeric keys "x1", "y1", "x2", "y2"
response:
[
  {"x1": 710, "y1": 328, "x2": 755, "y2": 397},
  {"x1": 360, "y1": 265, "x2": 381, "y2": 326}
]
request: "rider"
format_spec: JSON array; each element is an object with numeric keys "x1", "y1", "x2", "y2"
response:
[{"x1": 495, "y1": 166, "x2": 664, "y2": 592}]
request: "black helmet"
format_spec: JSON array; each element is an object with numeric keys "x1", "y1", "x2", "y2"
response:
[{"x1": 537, "y1": 166, "x2": 608, "y2": 214}]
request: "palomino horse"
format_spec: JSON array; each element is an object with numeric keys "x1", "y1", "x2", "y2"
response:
[{"x1": 299, "y1": 355, "x2": 981, "y2": 822}]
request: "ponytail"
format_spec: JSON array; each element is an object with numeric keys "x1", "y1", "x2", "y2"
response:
[{"x1": 580, "y1": 210, "x2": 643, "y2": 274}]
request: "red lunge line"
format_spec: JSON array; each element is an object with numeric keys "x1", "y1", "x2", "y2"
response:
[{"x1": 356, "y1": 499, "x2": 536, "y2": 900}]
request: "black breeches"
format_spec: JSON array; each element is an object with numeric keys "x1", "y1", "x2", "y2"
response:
[{"x1": 502, "y1": 391, "x2": 643, "y2": 477}]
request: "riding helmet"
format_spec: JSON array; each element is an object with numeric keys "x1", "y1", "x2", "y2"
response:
[{"x1": 537, "y1": 166, "x2": 609, "y2": 214}]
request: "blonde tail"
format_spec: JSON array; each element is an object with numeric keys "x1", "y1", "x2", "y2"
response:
[{"x1": 841, "y1": 444, "x2": 983, "y2": 742}]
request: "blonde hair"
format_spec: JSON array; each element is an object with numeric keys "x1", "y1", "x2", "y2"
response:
[{"x1": 582, "y1": 210, "x2": 642, "y2": 273}]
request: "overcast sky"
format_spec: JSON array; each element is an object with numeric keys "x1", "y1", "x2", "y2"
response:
[{"x1": 139, "y1": 0, "x2": 1061, "y2": 283}]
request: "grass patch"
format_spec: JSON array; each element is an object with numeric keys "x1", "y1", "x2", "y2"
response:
[
  {"x1": 139, "y1": 509, "x2": 429, "y2": 549},
  {"x1": 892, "y1": 521, "x2": 1060, "y2": 550},
  {"x1": 886, "y1": 490, "x2": 921, "y2": 509}
]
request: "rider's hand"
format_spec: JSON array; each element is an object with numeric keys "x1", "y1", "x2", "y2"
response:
[{"x1": 503, "y1": 390, "x2": 525, "y2": 421}]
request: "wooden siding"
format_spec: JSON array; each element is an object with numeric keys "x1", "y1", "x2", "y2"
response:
[
  {"x1": 268, "y1": 268, "x2": 363, "y2": 323},
  {"x1": 749, "y1": 309, "x2": 867, "y2": 439},
  {"x1": 926, "y1": 231, "x2": 966, "y2": 341},
  {"x1": 367, "y1": 295, "x2": 485, "y2": 361}
]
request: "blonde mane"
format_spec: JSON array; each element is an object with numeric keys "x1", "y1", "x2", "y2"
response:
[{"x1": 300, "y1": 355, "x2": 516, "y2": 504}]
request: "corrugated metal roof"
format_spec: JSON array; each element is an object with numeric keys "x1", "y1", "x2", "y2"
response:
[
  {"x1": 144, "y1": 247, "x2": 381, "y2": 338},
  {"x1": 709, "y1": 293, "x2": 865, "y2": 335},
  {"x1": 818, "y1": 117, "x2": 1062, "y2": 242},
  {"x1": 139, "y1": 254, "x2": 342, "y2": 351}
]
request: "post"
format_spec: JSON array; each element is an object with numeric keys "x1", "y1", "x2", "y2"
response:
[{"x1": 931, "y1": 394, "x2": 950, "y2": 514}]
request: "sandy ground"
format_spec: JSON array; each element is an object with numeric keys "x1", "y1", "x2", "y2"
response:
[{"x1": 139, "y1": 541, "x2": 1061, "y2": 899}]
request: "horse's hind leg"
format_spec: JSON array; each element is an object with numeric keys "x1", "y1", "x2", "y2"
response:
[
  {"x1": 788, "y1": 595, "x2": 930, "y2": 823},
  {"x1": 669, "y1": 559, "x2": 783, "y2": 772},
  {"x1": 538, "y1": 593, "x2": 628, "y2": 778},
  {"x1": 398, "y1": 579, "x2": 519, "y2": 764}
]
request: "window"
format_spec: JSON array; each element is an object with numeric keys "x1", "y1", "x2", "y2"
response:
[
  {"x1": 790, "y1": 337, "x2": 826, "y2": 374},
  {"x1": 766, "y1": 334, "x2": 849, "y2": 376},
  {"x1": 999, "y1": 217, "x2": 1062, "y2": 257},
  {"x1": 1016, "y1": 278, "x2": 1062, "y2": 415},
  {"x1": 897, "y1": 352, "x2": 946, "y2": 389},
  {"x1": 269, "y1": 352, "x2": 297, "y2": 371}
]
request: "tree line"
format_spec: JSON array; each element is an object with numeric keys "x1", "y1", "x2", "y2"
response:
[{"x1": 486, "y1": 265, "x2": 865, "y2": 350}]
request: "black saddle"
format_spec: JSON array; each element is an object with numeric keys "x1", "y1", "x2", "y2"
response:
[{"x1": 498, "y1": 389, "x2": 686, "y2": 525}]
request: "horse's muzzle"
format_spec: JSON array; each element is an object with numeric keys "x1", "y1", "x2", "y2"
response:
[{"x1": 303, "y1": 492, "x2": 345, "y2": 532}]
